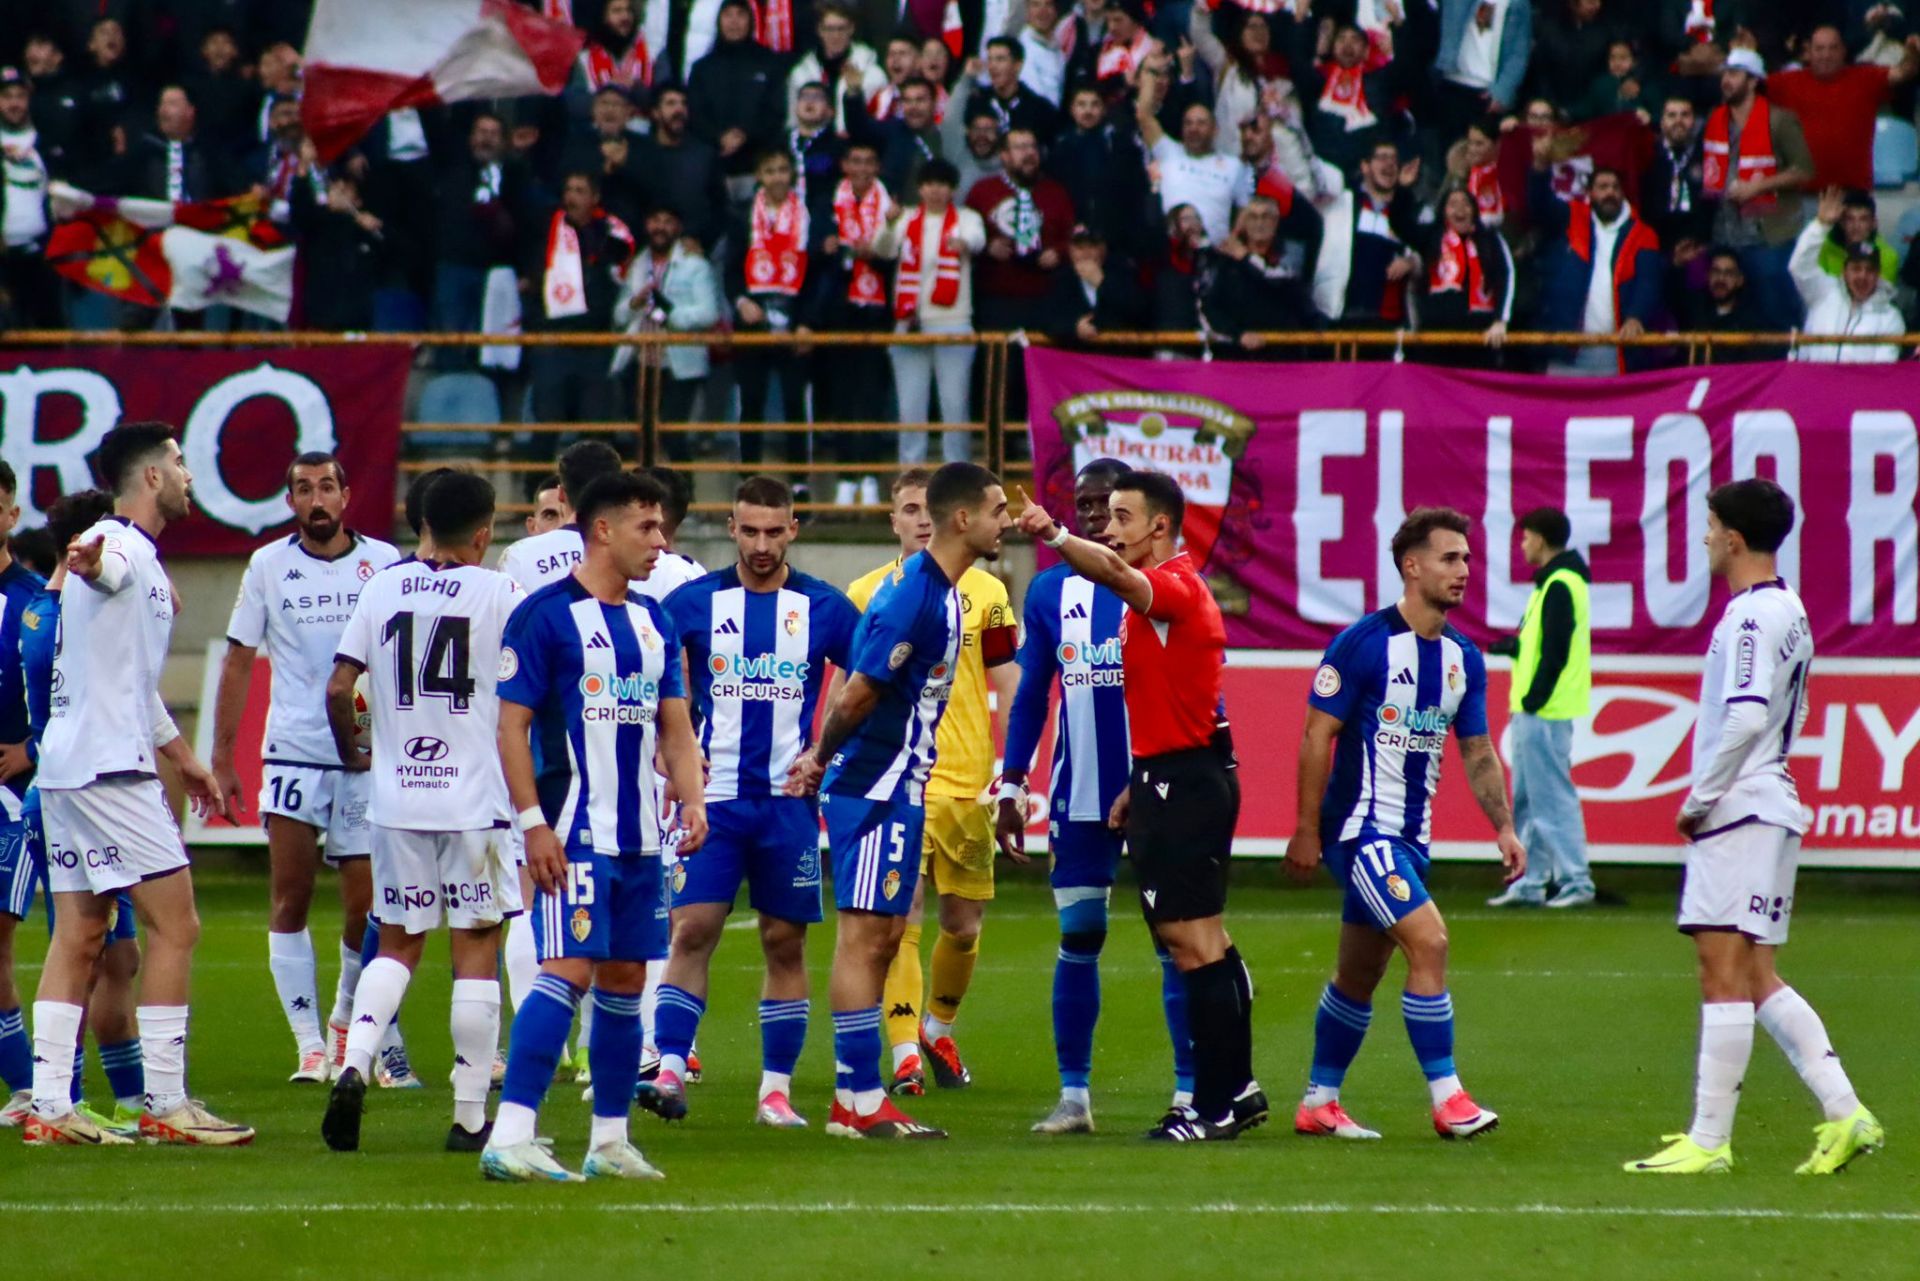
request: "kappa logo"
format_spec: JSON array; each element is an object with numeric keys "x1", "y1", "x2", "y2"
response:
[
  {"x1": 715, "y1": 617, "x2": 741, "y2": 636},
  {"x1": 284, "y1": 568, "x2": 305, "y2": 581},
  {"x1": 588, "y1": 632, "x2": 612, "y2": 650},
  {"x1": 1154, "y1": 781, "x2": 1170, "y2": 799},
  {"x1": 1064, "y1": 602, "x2": 1088, "y2": 621},
  {"x1": 1391, "y1": 668, "x2": 1416, "y2": 686},
  {"x1": 1740, "y1": 618, "x2": 1762, "y2": 633}
]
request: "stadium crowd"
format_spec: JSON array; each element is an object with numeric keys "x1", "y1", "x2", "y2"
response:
[{"x1": 2, "y1": 2, "x2": 1918, "y2": 485}]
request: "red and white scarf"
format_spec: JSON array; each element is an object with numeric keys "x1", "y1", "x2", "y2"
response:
[
  {"x1": 1683, "y1": 0, "x2": 1714, "y2": 43},
  {"x1": 833, "y1": 178, "x2": 894, "y2": 306},
  {"x1": 543, "y1": 208, "x2": 634, "y2": 318},
  {"x1": 745, "y1": 188, "x2": 808, "y2": 297},
  {"x1": 1096, "y1": 29, "x2": 1151, "y2": 81},
  {"x1": 583, "y1": 37, "x2": 650, "y2": 89},
  {"x1": 1428, "y1": 228, "x2": 1491, "y2": 312},
  {"x1": 868, "y1": 82, "x2": 949, "y2": 124},
  {"x1": 895, "y1": 204, "x2": 962, "y2": 321},
  {"x1": 753, "y1": 0, "x2": 795, "y2": 53},
  {"x1": 1468, "y1": 161, "x2": 1504, "y2": 226},
  {"x1": 1317, "y1": 60, "x2": 1374, "y2": 129}
]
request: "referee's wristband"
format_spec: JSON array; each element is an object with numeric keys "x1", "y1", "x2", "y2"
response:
[
  {"x1": 515, "y1": 805, "x2": 547, "y2": 833},
  {"x1": 1043, "y1": 525, "x2": 1070, "y2": 549}
]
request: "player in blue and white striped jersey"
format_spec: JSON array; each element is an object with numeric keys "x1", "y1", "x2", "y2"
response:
[
  {"x1": 1284, "y1": 507, "x2": 1524, "y2": 1144},
  {"x1": 649, "y1": 476, "x2": 860, "y2": 1128},
  {"x1": 995, "y1": 459, "x2": 1194, "y2": 1135},
  {"x1": 484, "y1": 471, "x2": 708, "y2": 1183}
]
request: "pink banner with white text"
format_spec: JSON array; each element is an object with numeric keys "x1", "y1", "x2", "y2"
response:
[{"x1": 1023, "y1": 350, "x2": 1920, "y2": 657}]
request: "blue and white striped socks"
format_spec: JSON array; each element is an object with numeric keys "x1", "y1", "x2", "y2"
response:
[
  {"x1": 759, "y1": 997, "x2": 809, "y2": 1099},
  {"x1": 0, "y1": 1006, "x2": 31, "y2": 1093},
  {"x1": 655, "y1": 983, "x2": 705, "y2": 1079},
  {"x1": 1402, "y1": 990, "x2": 1461, "y2": 1107},
  {"x1": 832, "y1": 1006, "x2": 884, "y2": 1112},
  {"x1": 494, "y1": 973, "x2": 583, "y2": 1148},
  {"x1": 1305, "y1": 983, "x2": 1371, "y2": 1106}
]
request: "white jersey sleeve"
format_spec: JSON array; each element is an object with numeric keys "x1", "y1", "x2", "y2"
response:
[
  {"x1": 635, "y1": 551, "x2": 705, "y2": 602},
  {"x1": 1684, "y1": 582, "x2": 1813, "y2": 833},
  {"x1": 500, "y1": 527, "x2": 584, "y2": 592},
  {"x1": 227, "y1": 550, "x2": 269, "y2": 648}
]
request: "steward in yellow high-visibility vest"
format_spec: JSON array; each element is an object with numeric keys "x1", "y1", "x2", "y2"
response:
[{"x1": 1488, "y1": 509, "x2": 1595, "y2": 909}]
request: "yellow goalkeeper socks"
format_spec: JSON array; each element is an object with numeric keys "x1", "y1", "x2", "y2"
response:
[
  {"x1": 884, "y1": 924, "x2": 923, "y2": 1060},
  {"x1": 927, "y1": 928, "x2": 980, "y2": 1028}
]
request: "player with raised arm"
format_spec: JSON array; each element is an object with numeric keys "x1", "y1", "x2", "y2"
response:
[
  {"x1": 213, "y1": 452, "x2": 400, "y2": 1085},
  {"x1": 651, "y1": 476, "x2": 860, "y2": 1127},
  {"x1": 484, "y1": 470, "x2": 708, "y2": 1182},
  {"x1": 26, "y1": 422, "x2": 249, "y2": 1147},
  {"x1": 840, "y1": 468, "x2": 1020, "y2": 1096},
  {"x1": 787, "y1": 462, "x2": 1011, "y2": 1139},
  {"x1": 1283, "y1": 507, "x2": 1523, "y2": 1143},
  {"x1": 320, "y1": 471, "x2": 524, "y2": 1154},
  {"x1": 997, "y1": 459, "x2": 1197, "y2": 1135},
  {"x1": 1625, "y1": 479, "x2": 1881, "y2": 1176}
]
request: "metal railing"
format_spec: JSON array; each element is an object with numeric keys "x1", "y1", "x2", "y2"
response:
[{"x1": 6, "y1": 326, "x2": 1907, "y2": 519}]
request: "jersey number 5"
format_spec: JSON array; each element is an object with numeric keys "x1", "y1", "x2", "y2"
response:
[{"x1": 381, "y1": 612, "x2": 476, "y2": 712}]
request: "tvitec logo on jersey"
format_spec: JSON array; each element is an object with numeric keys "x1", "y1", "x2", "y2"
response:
[
  {"x1": 1057, "y1": 638, "x2": 1124, "y2": 687},
  {"x1": 578, "y1": 672, "x2": 661, "y2": 723},
  {"x1": 707, "y1": 652, "x2": 810, "y2": 701}
]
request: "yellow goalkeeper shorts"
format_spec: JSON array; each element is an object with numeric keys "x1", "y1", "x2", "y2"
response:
[{"x1": 920, "y1": 795, "x2": 995, "y2": 901}]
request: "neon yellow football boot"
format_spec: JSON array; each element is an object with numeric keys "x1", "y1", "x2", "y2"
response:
[
  {"x1": 1624, "y1": 1133, "x2": 1733, "y2": 1174},
  {"x1": 1796, "y1": 1105, "x2": 1884, "y2": 1175}
]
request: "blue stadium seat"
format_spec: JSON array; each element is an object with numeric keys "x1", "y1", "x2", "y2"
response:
[
  {"x1": 1873, "y1": 116, "x2": 1917, "y2": 189},
  {"x1": 413, "y1": 372, "x2": 499, "y2": 455}
]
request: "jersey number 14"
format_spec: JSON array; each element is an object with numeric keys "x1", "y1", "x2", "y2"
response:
[{"x1": 381, "y1": 612, "x2": 476, "y2": 712}]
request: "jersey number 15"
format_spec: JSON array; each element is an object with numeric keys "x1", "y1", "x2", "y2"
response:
[{"x1": 380, "y1": 612, "x2": 476, "y2": 712}]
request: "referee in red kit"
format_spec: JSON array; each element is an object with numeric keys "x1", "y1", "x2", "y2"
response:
[{"x1": 1017, "y1": 471, "x2": 1264, "y2": 1141}]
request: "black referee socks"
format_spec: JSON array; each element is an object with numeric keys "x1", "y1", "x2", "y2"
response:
[{"x1": 1182, "y1": 955, "x2": 1255, "y2": 1124}]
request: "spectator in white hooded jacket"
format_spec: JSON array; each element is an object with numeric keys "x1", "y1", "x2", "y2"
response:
[{"x1": 1790, "y1": 186, "x2": 1904, "y2": 365}]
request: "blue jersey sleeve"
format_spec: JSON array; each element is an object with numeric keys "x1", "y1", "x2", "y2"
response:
[
  {"x1": 21, "y1": 592, "x2": 57, "y2": 761},
  {"x1": 498, "y1": 595, "x2": 553, "y2": 710},
  {"x1": 0, "y1": 586, "x2": 30, "y2": 749},
  {"x1": 1003, "y1": 573, "x2": 1060, "y2": 777},
  {"x1": 850, "y1": 579, "x2": 935, "y2": 689},
  {"x1": 1453, "y1": 637, "x2": 1489, "y2": 739},
  {"x1": 649, "y1": 599, "x2": 686, "y2": 700},
  {"x1": 1308, "y1": 621, "x2": 1370, "y2": 723},
  {"x1": 663, "y1": 579, "x2": 704, "y2": 655},
  {"x1": 815, "y1": 585, "x2": 860, "y2": 670}
]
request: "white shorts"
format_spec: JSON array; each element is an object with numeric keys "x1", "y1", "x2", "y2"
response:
[
  {"x1": 371, "y1": 824, "x2": 522, "y2": 934},
  {"x1": 1678, "y1": 820, "x2": 1801, "y2": 946},
  {"x1": 42, "y1": 778, "x2": 186, "y2": 896},
  {"x1": 260, "y1": 763, "x2": 372, "y2": 862}
]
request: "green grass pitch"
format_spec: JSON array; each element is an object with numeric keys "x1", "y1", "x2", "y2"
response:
[{"x1": 3, "y1": 856, "x2": 1917, "y2": 1280}]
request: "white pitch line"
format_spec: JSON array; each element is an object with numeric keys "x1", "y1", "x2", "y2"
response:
[{"x1": 0, "y1": 1200, "x2": 1917, "y2": 1224}]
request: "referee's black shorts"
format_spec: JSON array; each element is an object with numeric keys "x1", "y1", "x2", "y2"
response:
[{"x1": 1127, "y1": 745, "x2": 1239, "y2": 924}]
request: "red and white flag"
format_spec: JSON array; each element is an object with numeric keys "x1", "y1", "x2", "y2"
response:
[{"x1": 302, "y1": 0, "x2": 585, "y2": 162}]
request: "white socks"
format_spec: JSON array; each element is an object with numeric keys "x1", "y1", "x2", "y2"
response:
[
  {"x1": 1062, "y1": 1085, "x2": 1091, "y2": 1107},
  {"x1": 759, "y1": 1070, "x2": 791, "y2": 1100},
  {"x1": 640, "y1": 958, "x2": 665, "y2": 1055},
  {"x1": 660, "y1": 1052, "x2": 688, "y2": 1080},
  {"x1": 1758, "y1": 986, "x2": 1860, "y2": 1122},
  {"x1": 450, "y1": 978, "x2": 501, "y2": 1133},
  {"x1": 345, "y1": 957, "x2": 413, "y2": 1079},
  {"x1": 1687, "y1": 1001, "x2": 1755, "y2": 1150},
  {"x1": 1428, "y1": 1072, "x2": 1463, "y2": 1109},
  {"x1": 504, "y1": 918, "x2": 538, "y2": 1012},
  {"x1": 590, "y1": 1112, "x2": 627, "y2": 1149},
  {"x1": 330, "y1": 939, "x2": 364, "y2": 1028},
  {"x1": 891, "y1": 1041, "x2": 917, "y2": 1070},
  {"x1": 30, "y1": 1001, "x2": 82, "y2": 1119},
  {"x1": 269, "y1": 929, "x2": 323, "y2": 1053},
  {"x1": 138, "y1": 1004, "x2": 189, "y2": 1116},
  {"x1": 923, "y1": 1013, "x2": 954, "y2": 1041},
  {"x1": 1302, "y1": 1083, "x2": 1339, "y2": 1108},
  {"x1": 491, "y1": 1101, "x2": 538, "y2": 1149}
]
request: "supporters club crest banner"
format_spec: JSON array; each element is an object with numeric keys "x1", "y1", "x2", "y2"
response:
[
  {"x1": 0, "y1": 348, "x2": 409, "y2": 556},
  {"x1": 1023, "y1": 349, "x2": 1920, "y2": 658}
]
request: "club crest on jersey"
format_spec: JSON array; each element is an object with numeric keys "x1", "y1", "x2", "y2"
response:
[
  {"x1": 1313, "y1": 664, "x2": 1341, "y2": 697},
  {"x1": 887, "y1": 642, "x2": 913, "y2": 670},
  {"x1": 20, "y1": 609, "x2": 37, "y2": 632},
  {"x1": 499, "y1": 647, "x2": 519, "y2": 681},
  {"x1": 883, "y1": 869, "x2": 901, "y2": 900},
  {"x1": 571, "y1": 907, "x2": 593, "y2": 942},
  {"x1": 784, "y1": 609, "x2": 801, "y2": 636},
  {"x1": 639, "y1": 624, "x2": 661, "y2": 651},
  {"x1": 1385, "y1": 874, "x2": 1410, "y2": 901},
  {"x1": 672, "y1": 861, "x2": 687, "y2": 894},
  {"x1": 1446, "y1": 664, "x2": 1461, "y2": 692},
  {"x1": 357, "y1": 560, "x2": 374, "y2": 581}
]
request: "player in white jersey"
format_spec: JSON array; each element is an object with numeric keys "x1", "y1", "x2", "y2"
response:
[
  {"x1": 1627, "y1": 479, "x2": 1881, "y2": 1176},
  {"x1": 526, "y1": 473, "x2": 567, "y2": 536},
  {"x1": 26, "y1": 422, "x2": 252, "y2": 1147},
  {"x1": 321, "y1": 471, "x2": 524, "y2": 1154},
  {"x1": 213, "y1": 452, "x2": 401, "y2": 1084}
]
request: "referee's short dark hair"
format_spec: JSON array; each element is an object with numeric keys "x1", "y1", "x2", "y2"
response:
[
  {"x1": 558, "y1": 440, "x2": 624, "y2": 505},
  {"x1": 577, "y1": 469, "x2": 670, "y2": 532},
  {"x1": 735, "y1": 474, "x2": 793, "y2": 510},
  {"x1": 1114, "y1": 470, "x2": 1184, "y2": 534},
  {"x1": 927, "y1": 462, "x2": 1000, "y2": 523},
  {"x1": 1708, "y1": 477, "x2": 1795, "y2": 553},
  {"x1": 1391, "y1": 506, "x2": 1472, "y2": 567},
  {"x1": 405, "y1": 466, "x2": 458, "y2": 536},
  {"x1": 1518, "y1": 506, "x2": 1571, "y2": 551},
  {"x1": 421, "y1": 470, "x2": 496, "y2": 545}
]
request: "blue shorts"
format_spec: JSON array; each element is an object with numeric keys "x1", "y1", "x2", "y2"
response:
[
  {"x1": 1, "y1": 811, "x2": 136, "y2": 940},
  {"x1": 673, "y1": 796, "x2": 823, "y2": 924},
  {"x1": 821, "y1": 791, "x2": 923, "y2": 916},
  {"x1": 1324, "y1": 834, "x2": 1434, "y2": 930},
  {"x1": 531, "y1": 850, "x2": 666, "y2": 963},
  {"x1": 1047, "y1": 816, "x2": 1123, "y2": 890}
]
